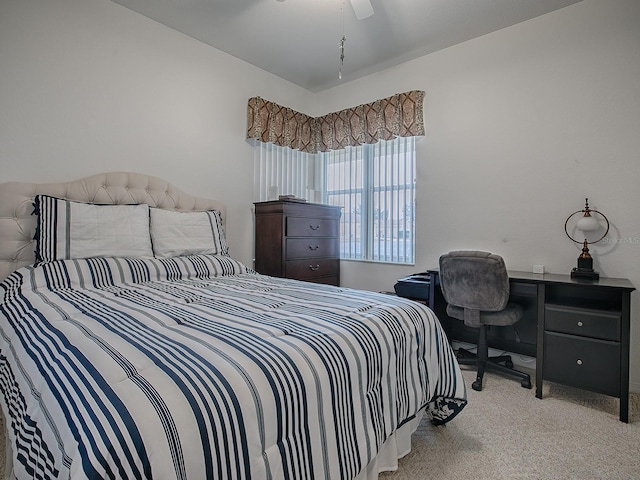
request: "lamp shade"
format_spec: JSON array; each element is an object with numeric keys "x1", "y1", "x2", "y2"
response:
[{"x1": 576, "y1": 214, "x2": 600, "y2": 232}]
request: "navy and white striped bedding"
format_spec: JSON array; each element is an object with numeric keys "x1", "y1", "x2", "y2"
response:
[{"x1": 0, "y1": 254, "x2": 466, "y2": 479}]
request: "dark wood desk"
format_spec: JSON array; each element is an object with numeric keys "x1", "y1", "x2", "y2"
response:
[{"x1": 428, "y1": 269, "x2": 635, "y2": 422}]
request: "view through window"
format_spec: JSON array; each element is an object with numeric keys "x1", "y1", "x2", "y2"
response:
[{"x1": 321, "y1": 137, "x2": 416, "y2": 264}]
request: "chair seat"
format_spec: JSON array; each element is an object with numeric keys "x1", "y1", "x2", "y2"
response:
[{"x1": 447, "y1": 302, "x2": 523, "y2": 327}]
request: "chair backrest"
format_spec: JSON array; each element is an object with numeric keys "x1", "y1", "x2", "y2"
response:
[{"x1": 439, "y1": 251, "x2": 510, "y2": 312}]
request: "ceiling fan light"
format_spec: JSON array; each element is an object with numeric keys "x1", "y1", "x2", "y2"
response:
[{"x1": 350, "y1": 0, "x2": 374, "y2": 20}]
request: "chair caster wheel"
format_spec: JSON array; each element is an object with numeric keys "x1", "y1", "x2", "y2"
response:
[
  {"x1": 521, "y1": 378, "x2": 532, "y2": 389},
  {"x1": 505, "y1": 360, "x2": 514, "y2": 369},
  {"x1": 472, "y1": 379, "x2": 483, "y2": 391}
]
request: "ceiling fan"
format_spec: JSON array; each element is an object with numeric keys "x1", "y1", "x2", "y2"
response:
[
  {"x1": 349, "y1": 0, "x2": 374, "y2": 20},
  {"x1": 275, "y1": 0, "x2": 374, "y2": 20}
]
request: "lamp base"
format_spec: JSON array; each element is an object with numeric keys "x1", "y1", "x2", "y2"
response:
[{"x1": 571, "y1": 267, "x2": 599, "y2": 280}]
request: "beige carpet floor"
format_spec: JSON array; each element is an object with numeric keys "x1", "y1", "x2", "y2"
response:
[
  {"x1": 1, "y1": 368, "x2": 638, "y2": 479},
  {"x1": 381, "y1": 368, "x2": 640, "y2": 480}
]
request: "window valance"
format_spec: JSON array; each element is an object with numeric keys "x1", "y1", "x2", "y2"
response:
[{"x1": 246, "y1": 90, "x2": 424, "y2": 153}]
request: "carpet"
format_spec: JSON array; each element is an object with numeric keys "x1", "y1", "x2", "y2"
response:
[{"x1": 380, "y1": 368, "x2": 640, "y2": 479}]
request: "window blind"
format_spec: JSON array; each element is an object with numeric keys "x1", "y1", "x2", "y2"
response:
[
  {"x1": 321, "y1": 137, "x2": 416, "y2": 264},
  {"x1": 253, "y1": 141, "x2": 319, "y2": 202}
]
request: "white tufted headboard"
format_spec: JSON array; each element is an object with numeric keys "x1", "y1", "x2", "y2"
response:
[{"x1": 0, "y1": 172, "x2": 226, "y2": 282}]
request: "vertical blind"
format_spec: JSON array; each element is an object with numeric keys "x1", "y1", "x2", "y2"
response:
[
  {"x1": 253, "y1": 141, "x2": 320, "y2": 202},
  {"x1": 321, "y1": 137, "x2": 416, "y2": 264},
  {"x1": 253, "y1": 137, "x2": 416, "y2": 264}
]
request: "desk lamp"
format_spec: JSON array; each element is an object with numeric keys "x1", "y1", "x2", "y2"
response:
[{"x1": 564, "y1": 198, "x2": 609, "y2": 280}]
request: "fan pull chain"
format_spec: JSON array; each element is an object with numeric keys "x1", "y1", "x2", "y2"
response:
[
  {"x1": 339, "y1": 35, "x2": 346, "y2": 79},
  {"x1": 338, "y1": 0, "x2": 346, "y2": 79}
]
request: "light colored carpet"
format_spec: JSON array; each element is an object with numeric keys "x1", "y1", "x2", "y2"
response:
[
  {"x1": 381, "y1": 368, "x2": 640, "y2": 480},
  {"x1": 1, "y1": 368, "x2": 638, "y2": 479}
]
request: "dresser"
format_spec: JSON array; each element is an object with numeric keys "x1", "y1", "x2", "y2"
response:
[
  {"x1": 254, "y1": 200, "x2": 341, "y2": 286},
  {"x1": 427, "y1": 270, "x2": 635, "y2": 422}
]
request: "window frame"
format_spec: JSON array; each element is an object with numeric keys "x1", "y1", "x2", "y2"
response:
[{"x1": 321, "y1": 137, "x2": 416, "y2": 265}]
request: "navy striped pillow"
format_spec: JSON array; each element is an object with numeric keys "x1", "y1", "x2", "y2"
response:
[{"x1": 34, "y1": 195, "x2": 153, "y2": 263}]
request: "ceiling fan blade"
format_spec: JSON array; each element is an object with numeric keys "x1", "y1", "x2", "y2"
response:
[{"x1": 350, "y1": 0, "x2": 374, "y2": 20}]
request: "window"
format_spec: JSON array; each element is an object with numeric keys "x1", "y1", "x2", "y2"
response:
[
  {"x1": 252, "y1": 137, "x2": 417, "y2": 265},
  {"x1": 320, "y1": 137, "x2": 416, "y2": 264}
]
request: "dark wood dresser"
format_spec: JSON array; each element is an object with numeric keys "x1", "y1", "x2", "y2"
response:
[{"x1": 254, "y1": 200, "x2": 341, "y2": 286}]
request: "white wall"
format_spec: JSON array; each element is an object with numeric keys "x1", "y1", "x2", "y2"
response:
[
  {"x1": 0, "y1": 0, "x2": 310, "y2": 267},
  {"x1": 314, "y1": 0, "x2": 640, "y2": 391},
  {"x1": 1, "y1": 0, "x2": 639, "y2": 390}
]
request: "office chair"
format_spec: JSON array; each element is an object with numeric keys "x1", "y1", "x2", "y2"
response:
[{"x1": 439, "y1": 251, "x2": 532, "y2": 391}]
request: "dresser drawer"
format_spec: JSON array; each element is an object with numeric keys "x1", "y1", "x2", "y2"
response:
[
  {"x1": 286, "y1": 217, "x2": 339, "y2": 237},
  {"x1": 543, "y1": 332, "x2": 620, "y2": 396},
  {"x1": 286, "y1": 238, "x2": 339, "y2": 259},
  {"x1": 545, "y1": 304, "x2": 620, "y2": 341},
  {"x1": 298, "y1": 275, "x2": 339, "y2": 286},
  {"x1": 286, "y1": 258, "x2": 339, "y2": 280}
]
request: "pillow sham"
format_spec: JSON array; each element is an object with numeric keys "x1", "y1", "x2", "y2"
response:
[
  {"x1": 35, "y1": 195, "x2": 153, "y2": 263},
  {"x1": 149, "y1": 208, "x2": 229, "y2": 258}
]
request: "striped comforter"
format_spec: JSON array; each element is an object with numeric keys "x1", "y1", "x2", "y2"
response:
[{"x1": 0, "y1": 254, "x2": 466, "y2": 479}]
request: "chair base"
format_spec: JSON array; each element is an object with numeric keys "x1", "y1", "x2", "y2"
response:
[{"x1": 457, "y1": 347, "x2": 532, "y2": 391}]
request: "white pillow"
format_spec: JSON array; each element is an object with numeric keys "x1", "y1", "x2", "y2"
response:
[
  {"x1": 149, "y1": 208, "x2": 229, "y2": 258},
  {"x1": 35, "y1": 195, "x2": 153, "y2": 263}
]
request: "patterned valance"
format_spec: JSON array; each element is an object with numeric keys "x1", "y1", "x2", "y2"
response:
[{"x1": 246, "y1": 91, "x2": 424, "y2": 153}]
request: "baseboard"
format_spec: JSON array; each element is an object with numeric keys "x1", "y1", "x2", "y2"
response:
[{"x1": 451, "y1": 341, "x2": 640, "y2": 394}]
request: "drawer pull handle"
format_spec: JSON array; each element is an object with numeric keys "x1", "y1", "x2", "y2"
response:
[
  {"x1": 308, "y1": 244, "x2": 320, "y2": 250},
  {"x1": 309, "y1": 264, "x2": 320, "y2": 271},
  {"x1": 309, "y1": 225, "x2": 321, "y2": 231},
  {"x1": 577, "y1": 359, "x2": 583, "y2": 366},
  {"x1": 577, "y1": 321, "x2": 583, "y2": 327}
]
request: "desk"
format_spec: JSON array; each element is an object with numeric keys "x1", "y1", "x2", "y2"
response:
[{"x1": 428, "y1": 269, "x2": 635, "y2": 422}]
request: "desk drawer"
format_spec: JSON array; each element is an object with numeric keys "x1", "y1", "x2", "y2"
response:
[
  {"x1": 287, "y1": 217, "x2": 339, "y2": 237},
  {"x1": 286, "y1": 238, "x2": 339, "y2": 259},
  {"x1": 545, "y1": 305, "x2": 620, "y2": 341},
  {"x1": 286, "y1": 258, "x2": 339, "y2": 280},
  {"x1": 543, "y1": 332, "x2": 620, "y2": 396}
]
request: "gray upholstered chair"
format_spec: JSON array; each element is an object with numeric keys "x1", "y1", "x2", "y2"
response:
[{"x1": 439, "y1": 251, "x2": 532, "y2": 391}]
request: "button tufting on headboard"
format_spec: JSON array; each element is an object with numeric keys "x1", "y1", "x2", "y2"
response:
[{"x1": 0, "y1": 172, "x2": 226, "y2": 282}]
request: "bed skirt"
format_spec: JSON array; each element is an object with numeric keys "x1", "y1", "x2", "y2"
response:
[
  {"x1": 356, "y1": 411, "x2": 424, "y2": 479},
  {"x1": 0, "y1": 412, "x2": 424, "y2": 480}
]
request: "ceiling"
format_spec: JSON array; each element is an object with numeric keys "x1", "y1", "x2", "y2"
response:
[{"x1": 111, "y1": 0, "x2": 583, "y2": 93}]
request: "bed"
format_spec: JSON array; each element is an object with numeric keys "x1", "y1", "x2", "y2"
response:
[{"x1": 0, "y1": 172, "x2": 467, "y2": 479}]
